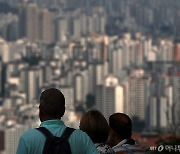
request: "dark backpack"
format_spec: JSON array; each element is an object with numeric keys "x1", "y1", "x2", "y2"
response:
[{"x1": 36, "y1": 127, "x2": 75, "y2": 154}]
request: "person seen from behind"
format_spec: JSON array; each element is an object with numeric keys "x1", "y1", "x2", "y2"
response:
[
  {"x1": 107, "y1": 113, "x2": 144, "y2": 154},
  {"x1": 16, "y1": 88, "x2": 99, "y2": 154},
  {"x1": 80, "y1": 109, "x2": 115, "y2": 154}
]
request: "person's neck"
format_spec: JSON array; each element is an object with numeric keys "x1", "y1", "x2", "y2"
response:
[
  {"x1": 107, "y1": 136, "x2": 122, "y2": 147},
  {"x1": 40, "y1": 116, "x2": 60, "y2": 122},
  {"x1": 114, "y1": 138, "x2": 124, "y2": 146}
]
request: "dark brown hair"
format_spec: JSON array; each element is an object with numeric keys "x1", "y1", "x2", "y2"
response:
[
  {"x1": 40, "y1": 88, "x2": 65, "y2": 118},
  {"x1": 109, "y1": 113, "x2": 132, "y2": 139},
  {"x1": 80, "y1": 110, "x2": 109, "y2": 143}
]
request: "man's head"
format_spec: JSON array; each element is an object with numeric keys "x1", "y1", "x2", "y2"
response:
[
  {"x1": 39, "y1": 88, "x2": 65, "y2": 121},
  {"x1": 108, "y1": 113, "x2": 132, "y2": 143}
]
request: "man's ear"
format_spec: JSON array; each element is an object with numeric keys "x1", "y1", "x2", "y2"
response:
[
  {"x1": 60, "y1": 105, "x2": 65, "y2": 117},
  {"x1": 39, "y1": 105, "x2": 45, "y2": 121}
]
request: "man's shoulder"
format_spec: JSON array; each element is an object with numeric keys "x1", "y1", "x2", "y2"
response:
[
  {"x1": 21, "y1": 127, "x2": 86, "y2": 138},
  {"x1": 20, "y1": 128, "x2": 41, "y2": 139}
]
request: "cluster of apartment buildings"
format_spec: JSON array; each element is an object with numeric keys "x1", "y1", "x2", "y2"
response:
[
  {"x1": 0, "y1": 0, "x2": 180, "y2": 153},
  {"x1": 0, "y1": 32, "x2": 180, "y2": 153},
  {"x1": 0, "y1": 2, "x2": 106, "y2": 43},
  {"x1": 2, "y1": 0, "x2": 180, "y2": 41}
]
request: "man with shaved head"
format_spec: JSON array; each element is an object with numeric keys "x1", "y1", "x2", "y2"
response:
[
  {"x1": 17, "y1": 88, "x2": 98, "y2": 154},
  {"x1": 107, "y1": 113, "x2": 144, "y2": 154}
]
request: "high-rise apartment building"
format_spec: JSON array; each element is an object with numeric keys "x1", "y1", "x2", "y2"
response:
[
  {"x1": 74, "y1": 70, "x2": 89, "y2": 107},
  {"x1": 91, "y1": 35, "x2": 108, "y2": 63},
  {"x1": 26, "y1": 3, "x2": 54, "y2": 43},
  {"x1": 88, "y1": 12, "x2": 106, "y2": 35},
  {"x1": 72, "y1": 17, "x2": 81, "y2": 39},
  {"x1": 87, "y1": 64, "x2": 96, "y2": 95},
  {"x1": 166, "y1": 85, "x2": 173, "y2": 125},
  {"x1": 123, "y1": 35, "x2": 144, "y2": 67},
  {"x1": 60, "y1": 86, "x2": 74, "y2": 110},
  {"x1": 134, "y1": 40, "x2": 144, "y2": 66},
  {"x1": 158, "y1": 39, "x2": 174, "y2": 62},
  {"x1": 110, "y1": 47, "x2": 123, "y2": 77},
  {"x1": 120, "y1": 33, "x2": 149, "y2": 68},
  {"x1": 57, "y1": 17, "x2": 68, "y2": 42},
  {"x1": 74, "y1": 73, "x2": 83, "y2": 105},
  {"x1": 88, "y1": 16, "x2": 94, "y2": 34},
  {"x1": 18, "y1": 1, "x2": 27, "y2": 38},
  {"x1": 43, "y1": 64, "x2": 53, "y2": 83},
  {"x1": 96, "y1": 75, "x2": 124, "y2": 119},
  {"x1": 80, "y1": 13, "x2": 88, "y2": 36},
  {"x1": 39, "y1": 9, "x2": 54, "y2": 43},
  {"x1": 174, "y1": 42, "x2": 180, "y2": 62},
  {"x1": 107, "y1": 36, "x2": 131, "y2": 81},
  {"x1": 27, "y1": 68, "x2": 39, "y2": 104},
  {"x1": 20, "y1": 67, "x2": 40, "y2": 103},
  {"x1": 168, "y1": 74, "x2": 180, "y2": 125},
  {"x1": 26, "y1": 3, "x2": 39, "y2": 42},
  {"x1": 148, "y1": 96, "x2": 168, "y2": 129},
  {"x1": 0, "y1": 39, "x2": 11, "y2": 63},
  {"x1": 123, "y1": 70, "x2": 150, "y2": 121},
  {"x1": 148, "y1": 97, "x2": 158, "y2": 128},
  {"x1": 143, "y1": 38, "x2": 152, "y2": 58},
  {"x1": 95, "y1": 62, "x2": 109, "y2": 85},
  {"x1": 147, "y1": 71, "x2": 180, "y2": 131},
  {"x1": 72, "y1": 44, "x2": 84, "y2": 60},
  {"x1": 121, "y1": 34, "x2": 131, "y2": 68},
  {"x1": 5, "y1": 62, "x2": 18, "y2": 85},
  {"x1": 159, "y1": 97, "x2": 168, "y2": 128}
]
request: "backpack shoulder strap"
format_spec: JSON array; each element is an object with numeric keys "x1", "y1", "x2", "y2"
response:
[
  {"x1": 60, "y1": 127, "x2": 75, "y2": 140},
  {"x1": 36, "y1": 127, "x2": 75, "y2": 140},
  {"x1": 36, "y1": 127, "x2": 55, "y2": 141}
]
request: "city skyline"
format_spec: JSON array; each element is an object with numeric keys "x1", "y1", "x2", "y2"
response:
[{"x1": 0, "y1": 0, "x2": 180, "y2": 154}]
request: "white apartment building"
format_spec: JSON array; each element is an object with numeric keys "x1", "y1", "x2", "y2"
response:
[
  {"x1": 96, "y1": 75, "x2": 124, "y2": 119},
  {"x1": 123, "y1": 70, "x2": 150, "y2": 121}
]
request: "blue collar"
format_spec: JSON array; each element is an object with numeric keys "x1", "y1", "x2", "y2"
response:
[{"x1": 40, "y1": 119, "x2": 65, "y2": 127}]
